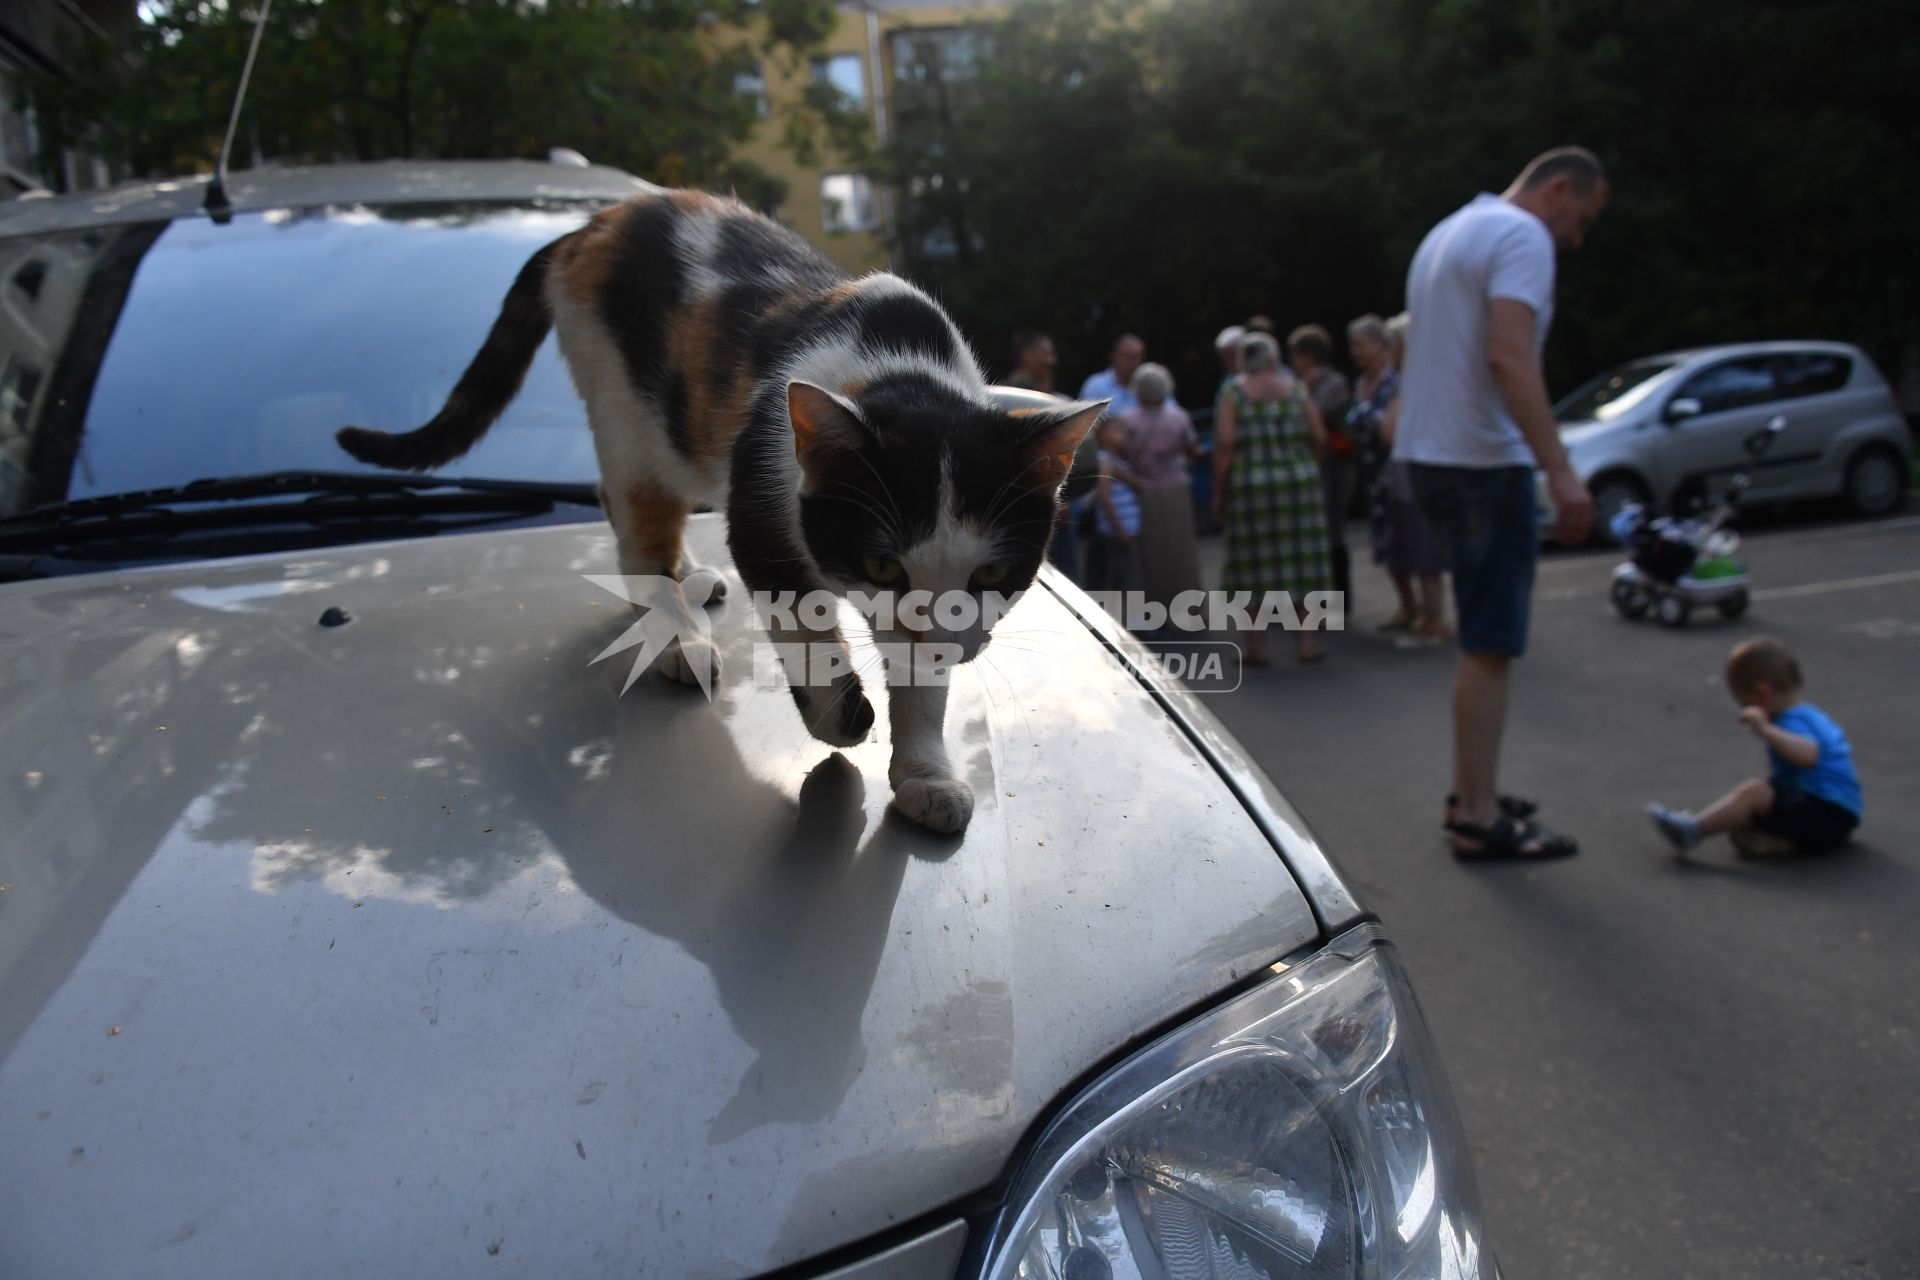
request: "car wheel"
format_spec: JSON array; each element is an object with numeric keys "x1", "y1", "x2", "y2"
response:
[
  {"x1": 1844, "y1": 445, "x2": 1907, "y2": 517},
  {"x1": 1610, "y1": 579, "x2": 1650, "y2": 619},
  {"x1": 1656, "y1": 594, "x2": 1691, "y2": 628},
  {"x1": 1717, "y1": 589, "x2": 1750, "y2": 620},
  {"x1": 1589, "y1": 472, "x2": 1652, "y2": 544}
]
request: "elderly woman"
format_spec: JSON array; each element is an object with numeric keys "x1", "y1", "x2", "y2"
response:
[
  {"x1": 1211, "y1": 333, "x2": 1331, "y2": 665},
  {"x1": 1115, "y1": 362, "x2": 1203, "y2": 623},
  {"x1": 1287, "y1": 324, "x2": 1354, "y2": 600},
  {"x1": 1375, "y1": 312, "x2": 1449, "y2": 646},
  {"x1": 1347, "y1": 314, "x2": 1404, "y2": 612}
]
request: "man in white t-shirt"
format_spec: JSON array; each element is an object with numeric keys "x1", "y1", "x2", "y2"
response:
[{"x1": 1394, "y1": 146, "x2": 1607, "y2": 861}]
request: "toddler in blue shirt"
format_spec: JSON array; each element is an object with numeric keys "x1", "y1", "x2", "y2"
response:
[{"x1": 1649, "y1": 637, "x2": 1862, "y2": 857}]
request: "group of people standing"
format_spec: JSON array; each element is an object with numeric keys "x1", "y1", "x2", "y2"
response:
[
  {"x1": 1008, "y1": 331, "x2": 1208, "y2": 623},
  {"x1": 1011, "y1": 314, "x2": 1451, "y2": 665},
  {"x1": 1209, "y1": 315, "x2": 1452, "y2": 661},
  {"x1": 1016, "y1": 145, "x2": 1621, "y2": 863}
]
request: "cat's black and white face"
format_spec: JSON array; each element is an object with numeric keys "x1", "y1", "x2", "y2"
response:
[{"x1": 790, "y1": 377, "x2": 1105, "y2": 662}]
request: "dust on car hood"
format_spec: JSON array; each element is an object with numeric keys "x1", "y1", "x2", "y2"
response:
[{"x1": 0, "y1": 517, "x2": 1318, "y2": 1278}]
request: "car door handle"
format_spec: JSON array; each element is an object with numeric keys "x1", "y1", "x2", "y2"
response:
[{"x1": 1765, "y1": 415, "x2": 1787, "y2": 432}]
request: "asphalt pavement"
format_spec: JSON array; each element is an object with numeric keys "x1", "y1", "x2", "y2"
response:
[{"x1": 1200, "y1": 504, "x2": 1920, "y2": 1279}]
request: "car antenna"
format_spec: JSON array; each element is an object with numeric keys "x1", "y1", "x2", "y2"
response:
[{"x1": 203, "y1": 0, "x2": 274, "y2": 225}]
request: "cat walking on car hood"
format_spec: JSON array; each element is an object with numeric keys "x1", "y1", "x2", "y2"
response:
[{"x1": 337, "y1": 190, "x2": 1104, "y2": 833}]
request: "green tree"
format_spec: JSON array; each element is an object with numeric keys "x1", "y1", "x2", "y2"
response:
[
  {"x1": 889, "y1": 0, "x2": 1919, "y2": 400},
  {"x1": 25, "y1": 0, "x2": 844, "y2": 206}
]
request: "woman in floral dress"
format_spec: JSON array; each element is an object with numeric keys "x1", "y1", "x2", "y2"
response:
[{"x1": 1211, "y1": 332, "x2": 1332, "y2": 665}]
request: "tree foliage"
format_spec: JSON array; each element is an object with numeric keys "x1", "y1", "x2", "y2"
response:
[
  {"x1": 26, "y1": 0, "x2": 842, "y2": 206},
  {"x1": 888, "y1": 0, "x2": 1920, "y2": 398}
]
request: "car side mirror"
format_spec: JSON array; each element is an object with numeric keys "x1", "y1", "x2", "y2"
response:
[{"x1": 1666, "y1": 397, "x2": 1702, "y2": 423}]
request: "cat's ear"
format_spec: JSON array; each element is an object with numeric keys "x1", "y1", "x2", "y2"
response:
[
  {"x1": 1011, "y1": 400, "x2": 1108, "y2": 491},
  {"x1": 788, "y1": 380, "x2": 869, "y2": 491}
]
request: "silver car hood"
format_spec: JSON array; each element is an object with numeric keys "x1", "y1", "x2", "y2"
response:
[
  {"x1": 1558, "y1": 419, "x2": 1628, "y2": 447},
  {"x1": 0, "y1": 517, "x2": 1321, "y2": 1278}
]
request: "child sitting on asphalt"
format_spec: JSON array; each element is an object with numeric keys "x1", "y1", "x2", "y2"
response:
[{"x1": 1648, "y1": 636, "x2": 1862, "y2": 857}]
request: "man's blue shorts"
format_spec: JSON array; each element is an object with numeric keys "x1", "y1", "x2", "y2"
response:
[{"x1": 1409, "y1": 464, "x2": 1539, "y2": 657}]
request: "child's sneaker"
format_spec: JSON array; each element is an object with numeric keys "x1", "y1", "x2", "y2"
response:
[
  {"x1": 1729, "y1": 825, "x2": 1797, "y2": 860},
  {"x1": 1646, "y1": 803, "x2": 1703, "y2": 853}
]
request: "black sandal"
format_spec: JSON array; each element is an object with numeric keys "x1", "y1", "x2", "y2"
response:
[
  {"x1": 1444, "y1": 792, "x2": 1538, "y2": 822},
  {"x1": 1446, "y1": 814, "x2": 1579, "y2": 861}
]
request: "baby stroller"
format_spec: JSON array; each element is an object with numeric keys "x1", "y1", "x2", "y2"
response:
[{"x1": 1607, "y1": 420, "x2": 1783, "y2": 628}]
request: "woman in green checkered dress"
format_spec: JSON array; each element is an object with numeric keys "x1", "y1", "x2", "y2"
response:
[{"x1": 1211, "y1": 332, "x2": 1331, "y2": 664}]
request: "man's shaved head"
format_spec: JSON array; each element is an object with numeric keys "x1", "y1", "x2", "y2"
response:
[
  {"x1": 1515, "y1": 146, "x2": 1606, "y2": 196},
  {"x1": 1507, "y1": 145, "x2": 1609, "y2": 250}
]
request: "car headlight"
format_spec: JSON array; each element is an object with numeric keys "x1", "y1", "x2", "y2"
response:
[{"x1": 982, "y1": 925, "x2": 1494, "y2": 1279}]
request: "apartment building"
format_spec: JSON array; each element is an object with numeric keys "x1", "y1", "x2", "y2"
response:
[
  {"x1": 1, "y1": 0, "x2": 135, "y2": 196},
  {"x1": 730, "y1": 0, "x2": 1003, "y2": 275}
]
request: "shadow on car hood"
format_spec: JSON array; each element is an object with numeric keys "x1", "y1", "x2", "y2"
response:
[{"x1": 0, "y1": 517, "x2": 1318, "y2": 1278}]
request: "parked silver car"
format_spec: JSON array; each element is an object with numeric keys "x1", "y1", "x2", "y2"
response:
[
  {"x1": 1549, "y1": 340, "x2": 1912, "y2": 533},
  {"x1": 1, "y1": 163, "x2": 1499, "y2": 1278}
]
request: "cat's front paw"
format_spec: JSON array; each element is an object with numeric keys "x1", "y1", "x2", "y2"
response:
[
  {"x1": 891, "y1": 775, "x2": 974, "y2": 834},
  {"x1": 680, "y1": 563, "x2": 728, "y2": 606},
  {"x1": 659, "y1": 636, "x2": 722, "y2": 689},
  {"x1": 792, "y1": 675, "x2": 875, "y2": 747}
]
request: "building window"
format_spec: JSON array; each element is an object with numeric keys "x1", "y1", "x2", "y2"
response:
[
  {"x1": 1, "y1": 65, "x2": 49, "y2": 193},
  {"x1": 12, "y1": 257, "x2": 48, "y2": 304},
  {"x1": 2, "y1": 357, "x2": 44, "y2": 432},
  {"x1": 820, "y1": 173, "x2": 879, "y2": 234},
  {"x1": 890, "y1": 27, "x2": 992, "y2": 85},
  {"x1": 733, "y1": 61, "x2": 769, "y2": 119},
  {"x1": 810, "y1": 53, "x2": 866, "y2": 106}
]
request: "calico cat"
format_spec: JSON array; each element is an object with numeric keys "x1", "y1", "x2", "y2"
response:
[{"x1": 337, "y1": 190, "x2": 1103, "y2": 833}]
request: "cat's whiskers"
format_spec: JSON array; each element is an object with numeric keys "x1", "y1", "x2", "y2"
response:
[
  {"x1": 978, "y1": 648, "x2": 1049, "y2": 667},
  {"x1": 793, "y1": 637, "x2": 887, "y2": 737},
  {"x1": 804, "y1": 490, "x2": 906, "y2": 548},
  {"x1": 841, "y1": 446, "x2": 910, "y2": 546},
  {"x1": 976, "y1": 653, "x2": 1039, "y2": 749},
  {"x1": 977, "y1": 637, "x2": 1051, "y2": 654},
  {"x1": 978, "y1": 453, "x2": 1054, "y2": 529}
]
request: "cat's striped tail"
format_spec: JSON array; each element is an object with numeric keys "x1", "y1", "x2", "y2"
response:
[{"x1": 336, "y1": 233, "x2": 571, "y2": 472}]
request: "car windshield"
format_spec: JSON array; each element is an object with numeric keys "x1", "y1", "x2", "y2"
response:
[
  {"x1": 0, "y1": 200, "x2": 603, "y2": 519},
  {"x1": 1555, "y1": 358, "x2": 1678, "y2": 425}
]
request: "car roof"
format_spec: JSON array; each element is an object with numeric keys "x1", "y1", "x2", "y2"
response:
[
  {"x1": 1639, "y1": 339, "x2": 1865, "y2": 366},
  {"x1": 0, "y1": 159, "x2": 656, "y2": 239}
]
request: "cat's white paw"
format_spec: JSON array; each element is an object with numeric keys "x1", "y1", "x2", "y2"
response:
[
  {"x1": 891, "y1": 775, "x2": 974, "y2": 834},
  {"x1": 659, "y1": 636, "x2": 722, "y2": 688},
  {"x1": 793, "y1": 677, "x2": 874, "y2": 747},
  {"x1": 681, "y1": 564, "x2": 728, "y2": 605}
]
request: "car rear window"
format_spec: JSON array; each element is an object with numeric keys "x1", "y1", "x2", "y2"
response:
[{"x1": 1773, "y1": 351, "x2": 1853, "y2": 399}]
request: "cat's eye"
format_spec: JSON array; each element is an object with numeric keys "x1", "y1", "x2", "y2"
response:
[
  {"x1": 971, "y1": 561, "x2": 1012, "y2": 589},
  {"x1": 863, "y1": 555, "x2": 905, "y2": 584}
]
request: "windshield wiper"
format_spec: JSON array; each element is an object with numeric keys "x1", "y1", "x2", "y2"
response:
[
  {"x1": 0, "y1": 553, "x2": 126, "y2": 581},
  {"x1": 3, "y1": 470, "x2": 600, "y2": 523},
  {"x1": 0, "y1": 470, "x2": 601, "y2": 557}
]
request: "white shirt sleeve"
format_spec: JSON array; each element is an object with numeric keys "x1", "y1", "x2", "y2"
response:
[{"x1": 1486, "y1": 221, "x2": 1555, "y2": 315}]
